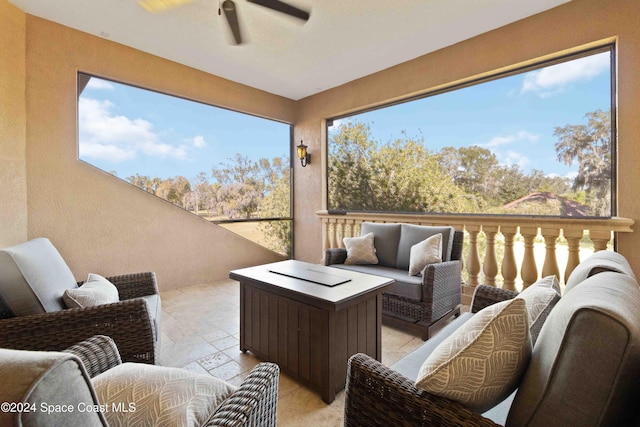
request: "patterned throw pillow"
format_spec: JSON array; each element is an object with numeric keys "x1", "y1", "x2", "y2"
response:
[
  {"x1": 63, "y1": 273, "x2": 119, "y2": 309},
  {"x1": 517, "y1": 275, "x2": 561, "y2": 344},
  {"x1": 416, "y1": 298, "x2": 531, "y2": 413},
  {"x1": 92, "y1": 363, "x2": 236, "y2": 427},
  {"x1": 408, "y1": 233, "x2": 442, "y2": 276},
  {"x1": 343, "y1": 232, "x2": 378, "y2": 265}
]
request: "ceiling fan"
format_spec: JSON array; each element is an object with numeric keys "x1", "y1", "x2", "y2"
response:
[{"x1": 139, "y1": 0, "x2": 311, "y2": 45}]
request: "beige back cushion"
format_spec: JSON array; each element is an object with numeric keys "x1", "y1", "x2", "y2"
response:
[{"x1": 0, "y1": 238, "x2": 77, "y2": 315}]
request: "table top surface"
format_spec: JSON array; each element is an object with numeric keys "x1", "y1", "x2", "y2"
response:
[{"x1": 230, "y1": 260, "x2": 394, "y2": 305}]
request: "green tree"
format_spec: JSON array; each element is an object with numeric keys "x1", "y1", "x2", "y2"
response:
[
  {"x1": 126, "y1": 174, "x2": 161, "y2": 194},
  {"x1": 155, "y1": 176, "x2": 191, "y2": 208},
  {"x1": 257, "y1": 157, "x2": 291, "y2": 256},
  {"x1": 329, "y1": 121, "x2": 478, "y2": 213},
  {"x1": 212, "y1": 155, "x2": 264, "y2": 219},
  {"x1": 554, "y1": 109, "x2": 611, "y2": 216}
]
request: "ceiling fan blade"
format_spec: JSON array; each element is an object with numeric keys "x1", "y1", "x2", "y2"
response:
[
  {"x1": 247, "y1": 0, "x2": 310, "y2": 21},
  {"x1": 222, "y1": 0, "x2": 242, "y2": 45},
  {"x1": 138, "y1": 0, "x2": 194, "y2": 13}
]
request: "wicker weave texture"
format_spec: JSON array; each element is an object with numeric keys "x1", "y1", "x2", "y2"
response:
[
  {"x1": 344, "y1": 353, "x2": 500, "y2": 427},
  {"x1": 64, "y1": 335, "x2": 122, "y2": 378},
  {"x1": 471, "y1": 285, "x2": 519, "y2": 313},
  {"x1": 207, "y1": 362, "x2": 280, "y2": 427}
]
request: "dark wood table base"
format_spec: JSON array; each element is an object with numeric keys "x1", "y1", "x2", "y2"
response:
[{"x1": 231, "y1": 261, "x2": 393, "y2": 403}]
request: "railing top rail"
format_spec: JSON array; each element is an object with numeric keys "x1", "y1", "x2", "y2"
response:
[{"x1": 315, "y1": 210, "x2": 634, "y2": 233}]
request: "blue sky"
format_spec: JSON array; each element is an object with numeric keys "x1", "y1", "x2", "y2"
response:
[
  {"x1": 78, "y1": 78, "x2": 291, "y2": 182},
  {"x1": 329, "y1": 50, "x2": 611, "y2": 179},
  {"x1": 79, "y1": 50, "x2": 611, "y2": 182}
]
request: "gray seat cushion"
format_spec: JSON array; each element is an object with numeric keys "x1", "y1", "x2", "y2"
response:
[
  {"x1": 360, "y1": 223, "x2": 401, "y2": 268},
  {"x1": 0, "y1": 238, "x2": 77, "y2": 316},
  {"x1": 331, "y1": 264, "x2": 423, "y2": 300},
  {"x1": 507, "y1": 272, "x2": 640, "y2": 427},
  {"x1": 0, "y1": 348, "x2": 107, "y2": 426},
  {"x1": 140, "y1": 294, "x2": 162, "y2": 342}
]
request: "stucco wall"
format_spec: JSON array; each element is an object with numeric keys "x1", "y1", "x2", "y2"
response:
[
  {"x1": 0, "y1": 0, "x2": 27, "y2": 247},
  {"x1": 22, "y1": 14, "x2": 295, "y2": 289},
  {"x1": 293, "y1": 0, "x2": 640, "y2": 275}
]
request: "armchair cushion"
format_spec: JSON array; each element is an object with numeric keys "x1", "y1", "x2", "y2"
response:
[
  {"x1": 408, "y1": 233, "x2": 442, "y2": 276},
  {"x1": 564, "y1": 250, "x2": 637, "y2": 293},
  {"x1": 0, "y1": 238, "x2": 77, "y2": 316},
  {"x1": 93, "y1": 363, "x2": 236, "y2": 427},
  {"x1": 360, "y1": 222, "x2": 401, "y2": 268},
  {"x1": 397, "y1": 224, "x2": 455, "y2": 269},
  {"x1": 0, "y1": 348, "x2": 108, "y2": 426},
  {"x1": 63, "y1": 273, "x2": 119, "y2": 309},
  {"x1": 416, "y1": 298, "x2": 531, "y2": 413}
]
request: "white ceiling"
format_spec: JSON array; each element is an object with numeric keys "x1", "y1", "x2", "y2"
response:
[{"x1": 10, "y1": 0, "x2": 570, "y2": 100}]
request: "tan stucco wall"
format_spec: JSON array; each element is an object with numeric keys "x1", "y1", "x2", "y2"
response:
[
  {"x1": 0, "y1": 0, "x2": 27, "y2": 247},
  {"x1": 20, "y1": 14, "x2": 295, "y2": 289},
  {"x1": 294, "y1": 0, "x2": 640, "y2": 275}
]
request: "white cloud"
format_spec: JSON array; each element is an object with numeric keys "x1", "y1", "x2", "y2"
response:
[
  {"x1": 86, "y1": 79, "x2": 114, "y2": 90},
  {"x1": 502, "y1": 150, "x2": 531, "y2": 169},
  {"x1": 192, "y1": 135, "x2": 207, "y2": 148},
  {"x1": 484, "y1": 131, "x2": 539, "y2": 148},
  {"x1": 78, "y1": 97, "x2": 189, "y2": 162},
  {"x1": 521, "y1": 53, "x2": 609, "y2": 98}
]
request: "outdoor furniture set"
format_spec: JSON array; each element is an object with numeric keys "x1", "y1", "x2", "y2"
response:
[
  {"x1": 3, "y1": 231, "x2": 640, "y2": 426},
  {"x1": 344, "y1": 250, "x2": 640, "y2": 426},
  {"x1": 325, "y1": 222, "x2": 463, "y2": 339},
  {"x1": 0, "y1": 238, "x2": 278, "y2": 426}
]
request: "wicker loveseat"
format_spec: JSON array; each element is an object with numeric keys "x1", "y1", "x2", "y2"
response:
[
  {"x1": 0, "y1": 335, "x2": 279, "y2": 426},
  {"x1": 344, "y1": 251, "x2": 640, "y2": 426},
  {"x1": 325, "y1": 222, "x2": 463, "y2": 339},
  {"x1": 0, "y1": 238, "x2": 160, "y2": 364}
]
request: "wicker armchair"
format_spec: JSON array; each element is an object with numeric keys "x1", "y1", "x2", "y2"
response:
[
  {"x1": 0, "y1": 238, "x2": 160, "y2": 364},
  {"x1": 65, "y1": 335, "x2": 280, "y2": 427},
  {"x1": 326, "y1": 225, "x2": 463, "y2": 340}
]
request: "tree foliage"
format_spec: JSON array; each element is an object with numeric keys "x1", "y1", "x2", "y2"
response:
[
  {"x1": 554, "y1": 109, "x2": 611, "y2": 216},
  {"x1": 328, "y1": 116, "x2": 608, "y2": 216},
  {"x1": 328, "y1": 123, "x2": 478, "y2": 213}
]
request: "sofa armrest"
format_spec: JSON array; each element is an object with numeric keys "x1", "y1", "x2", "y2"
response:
[
  {"x1": 207, "y1": 362, "x2": 279, "y2": 427},
  {"x1": 422, "y1": 260, "x2": 462, "y2": 319},
  {"x1": 77, "y1": 272, "x2": 159, "y2": 300},
  {"x1": 471, "y1": 285, "x2": 519, "y2": 313},
  {"x1": 0, "y1": 298, "x2": 156, "y2": 364},
  {"x1": 63, "y1": 335, "x2": 122, "y2": 378},
  {"x1": 324, "y1": 248, "x2": 347, "y2": 265},
  {"x1": 345, "y1": 353, "x2": 500, "y2": 427}
]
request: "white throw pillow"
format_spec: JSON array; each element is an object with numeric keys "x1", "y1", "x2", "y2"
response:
[
  {"x1": 92, "y1": 363, "x2": 236, "y2": 427},
  {"x1": 416, "y1": 298, "x2": 531, "y2": 413},
  {"x1": 63, "y1": 273, "x2": 119, "y2": 309},
  {"x1": 344, "y1": 232, "x2": 378, "y2": 265},
  {"x1": 517, "y1": 275, "x2": 561, "y2": 344},
  {"x1": 408, "y1": 233, "x2": 442, "y2": 276}
]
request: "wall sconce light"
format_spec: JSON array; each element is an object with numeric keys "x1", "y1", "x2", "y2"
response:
[{"x1": 297, "y1": 140, "x2": 311, "y2": 167}]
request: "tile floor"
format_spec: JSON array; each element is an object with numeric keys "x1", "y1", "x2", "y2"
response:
[{"x1": 159, "y1": 279, "x2": 428, "y2": 426}]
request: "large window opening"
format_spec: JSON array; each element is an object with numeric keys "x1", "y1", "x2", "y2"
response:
[
  {"x1": 78, "y1": 73, "x2": 293, "y2": 256},
  {"x1": 327, "y1": 46, "x2": 615, "y2": 218}
]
